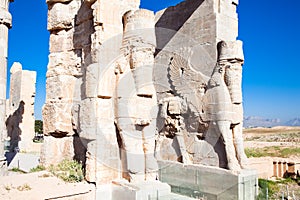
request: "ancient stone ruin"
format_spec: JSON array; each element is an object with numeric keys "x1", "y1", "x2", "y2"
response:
[
  {"x1": 6, "y1": 62, "x2": 37, "y2": 152},
  {"x1": 2, "y1": 0, "x2": 258, "y2": 199},
  {"x1": 0, "y1": 0, "x2": 12, "y2": 167}
]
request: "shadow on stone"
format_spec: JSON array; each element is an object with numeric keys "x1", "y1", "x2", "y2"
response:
[
  {"x1": 5, "y1": 101, "x2": 25, "y2": 161},
  {"x1": 155, "y1": 0, "x2": 205, "y2": 55}
]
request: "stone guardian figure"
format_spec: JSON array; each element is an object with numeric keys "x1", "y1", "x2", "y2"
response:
[
  {"x1": 168, "y1": 40, "x2": 248, "y2": 172},
  {"x1": 115, "y1": 9, "x2": 158, "y2": 182}
]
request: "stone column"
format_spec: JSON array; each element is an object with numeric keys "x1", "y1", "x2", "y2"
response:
[
  {"x1": 273, "y1": 161, "x2": 278, "y2": 177},
  {"x1": 0, "y1": 0, "x2": 12, "y2": 162},
  {"x1": 283, "y1": 161, "x2": 287, "y2": 176},
  {"x1": 42, "y1": 0, "x2": 82, "y2": 166},
  {"x1": 278, "y1": 161, "x2": 282, "y2": 177},
  {"x1": 6, "y1": 62, "x2": 36, "y2": 152}
]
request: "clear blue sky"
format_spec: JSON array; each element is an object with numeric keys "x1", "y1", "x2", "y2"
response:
[{"x1": 7, "y1": 0, "x2": 300, "y2": 121}]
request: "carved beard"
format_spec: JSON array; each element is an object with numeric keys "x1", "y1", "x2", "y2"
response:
[
  {"x1": 208, "y1": 64, "x2": 225, "y2": 88},
  {"x1": 225, "y1": 65, "x2": 242, "y2": 104}
]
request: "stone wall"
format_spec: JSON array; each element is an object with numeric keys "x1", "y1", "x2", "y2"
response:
[
  {"x1": 248, "y1": 157, "x2": 300, "y2": 179},
  {"x1": 154, "y1": 0, "x2": 242, "y2": 168},
  {"x1": 6, "y1": 62, "x2": 36, "y2": 152},
  {"x1": 154, "y1": 0, "x2": 238, "y2": 97}
]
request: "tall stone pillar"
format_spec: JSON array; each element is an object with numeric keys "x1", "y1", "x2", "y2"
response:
[
  {"x1": 42, "y1": 0, "x2": 83, "y2": 166},
  {"x1": 6, "y1": 62, "x2": 36, "y2": 152},
  {"x1": 0, "y1": 0, "x2": 12, "y2": 163},
  {"x1": 273, "y1": 161, "x2": 278, "y2": 177}
]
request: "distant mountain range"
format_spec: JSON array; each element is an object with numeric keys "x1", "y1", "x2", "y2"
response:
[
  {"x1": 285, "y1": 118, "x2": 300, "y2": 126},
  {"x1": 244, "y1": 116, "x2": 300, "y2": 128}
]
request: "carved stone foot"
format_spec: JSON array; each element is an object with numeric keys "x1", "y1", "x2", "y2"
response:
[
  {"x1": 239, "y1": 157, "x2": 249, "y2": 169},
  {"x1": 182, "y1": 153, "x2": 192, "y2": 165},
  {"x1": 228, "y1": 160, "x2": 241, "y2": 174}
]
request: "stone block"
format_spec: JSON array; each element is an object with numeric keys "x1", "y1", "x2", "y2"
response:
[
  {"x1": 131, "y1": 65, "x2": 156, "y2": 97},
  {"x1": 117, "y1": 97, "x2": 138, "y2": 119},
  {"x1": 84, "y1": 63, "x2": 99, "y2": 98},
  {"x1": 80, "y1": 98, "x2": 114, "y2": 123},
  {"x1": 192, "y1": 140, "x2": 219, "y2": 166},
  {"x1": 135, "y1": 96, "x2": 158, "y2": 120},
  {"x1": 217, "y1": 14, "x2": 238, "y2": 41},
  {"x1": 42, "y1": 102, "x2": 73, "y2": 136},
  {"x1": 84, "y1": 63, "x2": 116, "y2": 98},
  {"x1": 219, "y1": 0, "x2": 238, "y2": 19},
  {"x1": 117, "y1": 96, "x2": 157, "y2": 120},
  {"x1": 6, "y1": 63, "x2": 37, "y2": 152},
  {"x1": 8, "y1": 153, "x2": 39, "y2": 173},
  {"x1": 47, "y1": 0, "x2": 80, "y2": 31},
  {"x1": 40, "y1": 136, "x2": 74, "y2": 167},
  {"x1": 84, "y1": 128, "x2": 120, "y2": 185},
  {"x1": 158, "y1": 160, "x2": 258, "y2": 200},
  {"x1": 112, "y1": 180, "x2": 171, "y2": 200},
  {"x1": 116, "y1": 70, "x2": 136, "y2": 98},
  {"x1": 49, "y1": 29, "x2": 74, "y2": 52},
  {"x1": 95, "y1": 184, "x2": 112, "y2": 200},
  {"x1": 97, "y1": 65, "x2": 116, "y2": 99},
  {"x1": 247, "y1": 157, "x2": 273, "y2": 179},
  {"x1": 153, "y1": 55, "x2": 172, "y2": 93},
  {"x1": 45, "y1": 75, "x2": 76, "y2": 101},
  {"x1": 47, "y1": 50, "x2": 82, "y2": 77}
]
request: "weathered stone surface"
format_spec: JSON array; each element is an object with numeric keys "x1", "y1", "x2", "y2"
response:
[
  {"x1": 45, "y1": 75, "x2": 76, "y2": 101},
  {"x1": 47, "y1": 0, "x2": 81, "y2": 31},
  {"x1": 47, "y1": 50, "x2": 82, "y2": 77},
  {"x1": 114, "y1": 9, "x2": 158, "y2": 182},
  {"x1": 0, "y1": 0, "x2": 12, "y2": 162},
  {"x1": 84, "y1": 63, "x2": 116, "y2": 98},
  {"x1": 6, "y1": 62, "x2": 36, "y2": 152},
  {"x1": 164, "y1": 40, "x2": 247, "y2": 172},
  {"x1": 153, "y1": 0, "x2": 249, "y2": 174},
  {"x1": 43, "y1": 0, "x2": 141, "y2": 185},
  {"x1": 49, "y1": 29, "x2": 74, "y2": 52},
  {"x1": 42, "y1": 0, "x2": 253, "y2": 196},
  {"x1": 79, "y1": 98, "x2": 115, "y2": 139},
  {"x1": 42, "y1": 102, "x2": 73, "y2": 136},
  {"x1": 46, "y1": 0, "x2": 73, "y2": 4},
  {"x1": 74, "y1": 2, "x2": 93, "y2": 26},
  {"x1": 40, "y1": 136, "x2": 74, "y2": 167},
  {"x1": 73, "y1": 20, "x2": 94, "y2": 49},
  {"x1": 0, "y1": 7, "x2": 12, "y2": 28},
  {"x1": 80, "y1": 97, "x2": 120, "y2": 184}
]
